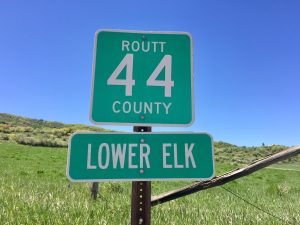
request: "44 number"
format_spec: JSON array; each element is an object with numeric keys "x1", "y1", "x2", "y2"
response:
[{"x1": 107, "y1": 54, "x2": 174, "y2": 97}]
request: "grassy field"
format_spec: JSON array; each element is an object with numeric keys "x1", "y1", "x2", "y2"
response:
[{"x1": 0, "y1": 142, "x2": 299, "y2": 224}]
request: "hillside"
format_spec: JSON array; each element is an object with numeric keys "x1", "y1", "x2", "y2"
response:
[
  {"x1": 0, "y1": 113, "x2": 298, "y2": 165},
  {"x1": 0, "y1": 114, "x2": 300, "y2": 224},
  {"x1": 0, "y1": 113, "x2": 110, "y2": 147},
  {"x1": 0, "y1": 141, "x2": 299, "y2": 224},
  {"x1": 214, "y1": 141, "x2": 297, "y2": 165}
]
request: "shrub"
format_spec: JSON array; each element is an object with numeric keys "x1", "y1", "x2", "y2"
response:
[
  {"x1": 0, "y1": 133, "x2": 9, "y2": 141},
  {"x1": 14, "y1": 135, "x2": 67, "y2": 147},
  {"x1": 0, "y1": 124, "x2": 10, "y2": 133}
]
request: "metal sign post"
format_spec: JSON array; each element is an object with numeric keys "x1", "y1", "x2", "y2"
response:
[{"x1": 131, "y1": 126, "x2": 151, "y2": 225}]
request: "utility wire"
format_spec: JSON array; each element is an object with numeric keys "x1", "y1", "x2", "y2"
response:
[{"x1": 220, "y1": 186, "x2": 294, "y2": 225}]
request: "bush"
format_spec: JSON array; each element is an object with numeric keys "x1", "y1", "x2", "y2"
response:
[
  {"x1": 0, "y1": 133, "x2": 9, "y2": 141},
  {"x1": 0, "y1": 124, "x2": 10, "y2": 133},
  {"x1": 15, "y1": 135, "x2": 67, "y2": 147},
  {"x1": 8, "y1": 133, "x2": 18, "y2": 142}
]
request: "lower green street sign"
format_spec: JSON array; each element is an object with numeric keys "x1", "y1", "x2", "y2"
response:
[{"x1": 67, "y1": 132, "x2": 214, "y2": 181}]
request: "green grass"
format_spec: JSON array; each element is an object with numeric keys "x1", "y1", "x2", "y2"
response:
[
  {"x1": 0, "y1": 142, "x2": 300, "y2": 224},
  {"x1": 267, "y1": 163, "x2": 300, "y2": 172}
]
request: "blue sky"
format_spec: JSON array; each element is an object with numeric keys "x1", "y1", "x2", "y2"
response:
[{"x1": 0, "y1": 0, "x2": 299, "y2": 146}]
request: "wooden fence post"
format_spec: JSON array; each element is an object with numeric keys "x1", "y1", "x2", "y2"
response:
[{"x1": 91, "y1": 182, "x2": 99, "y2": 200}]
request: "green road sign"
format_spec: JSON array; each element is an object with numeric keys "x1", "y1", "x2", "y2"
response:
[
  {"x1": 67, "y1": 132, "x2": 214, "y2": 181},
  {"x1": 90, "y1": 30, "x2": 194, "y2": 126}
]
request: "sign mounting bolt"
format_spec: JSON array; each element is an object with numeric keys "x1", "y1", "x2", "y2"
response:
[
  {"x1": 139, "y1": 218, "x2": 143, "y2": 224},
  {"x1": 140, "y1": 169, "x2": 144, "y2": 174},
  {"x1": 140, "y1": 115, "x2": 145, "y2": 120}
]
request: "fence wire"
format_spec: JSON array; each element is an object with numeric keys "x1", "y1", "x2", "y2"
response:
[{"x1": 220, "y1": 186, "x2": 294, "y2": 224}]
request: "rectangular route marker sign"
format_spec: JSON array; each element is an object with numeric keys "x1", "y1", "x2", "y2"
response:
[
  {"x1": 90, "y1": 30, "x2": 194, "y2": 126},
  {"x1": 67, "y1": 132, "x2": 214, "y2": 181}
]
